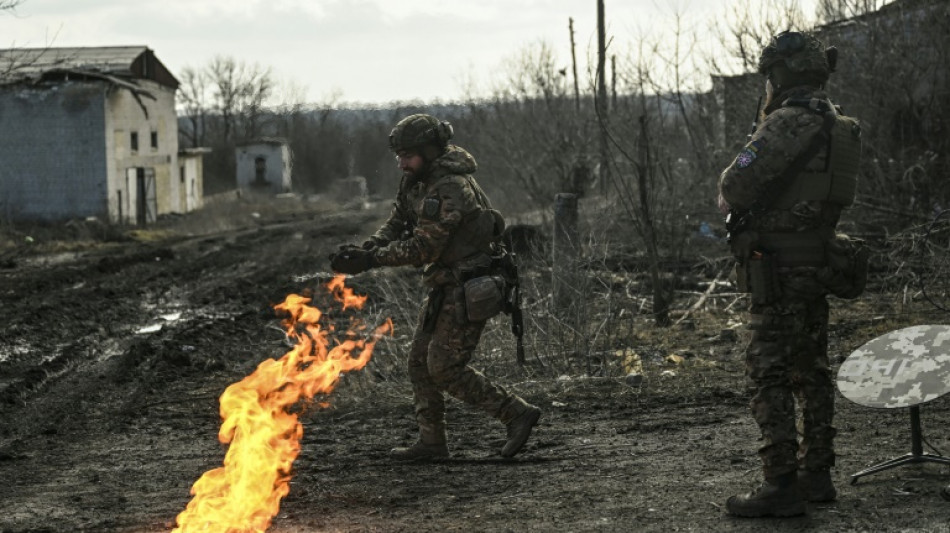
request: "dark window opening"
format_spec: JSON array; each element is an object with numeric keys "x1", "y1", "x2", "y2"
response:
[
  {"x1": 151, "y1": 131, "x2": 158, "y2": 150},
  {"x1": 130, "y1": 132, "x2": 139, "y2": 152},
  {"x1": 254, "y1": 157, "x2": 268, "y2": 186}
]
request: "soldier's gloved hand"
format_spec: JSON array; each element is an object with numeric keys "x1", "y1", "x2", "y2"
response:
[
  {"x1": 336, "y1": 243, "x2": 361, "y2": 253},
  {"x1": 329, "y1": 248, "x2": 378, "y2": 275}
]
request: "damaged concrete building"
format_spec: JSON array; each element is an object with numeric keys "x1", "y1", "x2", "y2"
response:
[{"x1": 0, "y1": 46, "x2": 206, "y2": 224}]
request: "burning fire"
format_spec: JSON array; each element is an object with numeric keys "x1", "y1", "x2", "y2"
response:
[{"x1": 173, "y1": 274, "x2": 392, "y2": 533}]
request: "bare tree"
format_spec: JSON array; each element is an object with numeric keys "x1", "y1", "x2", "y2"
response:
[
  {"x1": 206, "y1": 56, "x2": 273, "y2": 143},
  {"x1": 711, "y1": 0, "x2": 810, "y2": 73},
  {"x1": 815, "y1": 0, "x2": 889, "y2": 23},
  {"x1": 0, "y1": 1, "x2": 24, "y2": 11},
  {"x1": 176, "y1": 56, "x2": 275, "y2": 193},
  {"x1": 177, "y1": 66, "x2": 209, "y2": 148},
  {"x1": 462, "y1": 41, "x2": 591, "y2": 213},
  {"x1": 596, "y1": 7, "x2": 723, "y2": 326}
]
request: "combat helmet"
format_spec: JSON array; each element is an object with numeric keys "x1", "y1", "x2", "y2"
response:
[
  {"x1": 757, "y1": 31, "x2": 837, "y2": 85},
  {"x1": 389, "y1": 114, "x2": 454, "y2": 153}
]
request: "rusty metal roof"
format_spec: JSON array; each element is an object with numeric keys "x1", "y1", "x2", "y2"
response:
[{"x1": 0, "y1": 46, "x2": 179, "y2": 89}]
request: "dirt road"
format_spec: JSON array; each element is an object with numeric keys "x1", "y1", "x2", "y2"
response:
[{"x1": 1, "y1": 199, "x2": 948, "y2": 532}]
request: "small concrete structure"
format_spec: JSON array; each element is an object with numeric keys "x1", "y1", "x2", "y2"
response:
[
  {"x1": 178, "y1": 147, "x2": 211, "y2": 213},
  {"x1": 235, "y1": 138, "x2": 292, "y2": 194}
]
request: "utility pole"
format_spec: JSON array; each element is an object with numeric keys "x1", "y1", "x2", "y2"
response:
[
  {"x1": 569, "y1": 17, "x2": 581, "y2": 112},
  {"x1": 596, "y1": 0, "x2": 609, "y2": 194},
  {"x1": 611, "y1": 54, "x2": 617, "y2": 110}
]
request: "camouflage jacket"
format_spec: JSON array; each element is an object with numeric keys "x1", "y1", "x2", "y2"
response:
[
  {"x1": 718, "y1": 86, "x2": 842, "y2": 233},
  {"x1": 370, "y1": 145, "x2": 499, "y2": 273}
]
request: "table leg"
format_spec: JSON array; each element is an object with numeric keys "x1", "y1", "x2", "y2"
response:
[{"x1": 850, "y1": 406, "x2": 950, "y2": 485}]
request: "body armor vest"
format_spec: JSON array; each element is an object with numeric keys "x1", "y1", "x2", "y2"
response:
[
  {"x1": 748, "y1": 102, "x2": 862, "y2": 268},
  {"x1": 437, "y1": 175, "x2": 505, "y2": 266},
  {"x1": 772, "y1": 112, "x2": 861, "y2": 210}
]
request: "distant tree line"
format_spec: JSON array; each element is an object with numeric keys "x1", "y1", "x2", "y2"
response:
[{"x1": 177, "y1": 0, "x2": 948, "y2": 234}]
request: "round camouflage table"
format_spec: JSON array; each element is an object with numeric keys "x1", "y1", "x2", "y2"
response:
[
  {"x1": 836, "y1": 324, "x2": 950, "y2": 484},
  {"x1": 837, "y1": 324, "x2": 950, "y2": 408}
]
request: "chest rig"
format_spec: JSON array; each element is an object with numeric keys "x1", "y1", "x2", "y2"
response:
[
  {"x1": 401, "y1": 173, "x2": 505, "y2": 270},
  {"x1": 747, "y1": 98, "x2": 862, "y2": 268},
  {"x1": 770, "y1": 98, "x2": 861, "y2": 211}
]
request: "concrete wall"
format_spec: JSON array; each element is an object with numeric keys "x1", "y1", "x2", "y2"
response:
[
  {"x1": 0, "y1": 78, "x2": 179, "y2": 224},
  {"x1": 105, "y1": 79, "x2": 179, "y2": 223},
  {"x1": 0, "y1": 82, "x2": 109, "y2": 222},
  {"x1": 178, "y1": 153, "x2": 204, "y2": 212}
]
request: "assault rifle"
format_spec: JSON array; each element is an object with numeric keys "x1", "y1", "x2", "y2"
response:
[{"x1": 496, "y1": 251, "x2": 527, "y2": 365}]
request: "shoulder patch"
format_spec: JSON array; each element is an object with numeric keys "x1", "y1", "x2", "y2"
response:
[
  {"x1": 422, "y1": 196, "x2": 441, "y2": 220},
  {"x1": 735, "y1": 148, "x2": 757, "y2": 169}
]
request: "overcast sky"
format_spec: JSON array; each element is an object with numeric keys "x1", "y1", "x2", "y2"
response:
[{"x1": 0, "y1": 0, "x2": 819, "y2": 107}]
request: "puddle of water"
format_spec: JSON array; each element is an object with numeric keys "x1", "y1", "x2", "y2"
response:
[
  {"x1": 136, "y1": 324, "x2": 163, "y2": 334},
  {"x1": 136, "y1": 310, "x2": 184, "y2": 335}
]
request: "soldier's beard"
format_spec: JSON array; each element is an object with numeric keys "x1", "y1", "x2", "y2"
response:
[{"x1": 402, "y1": 161, "x2": 429, "y2": 181}]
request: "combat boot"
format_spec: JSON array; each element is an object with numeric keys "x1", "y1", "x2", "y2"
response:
[
  {"x1": 389, "y1": 441, "x2": 449, "y2": 461},
  {"x1": 797, "y1": 468, "x2": 836, "y2": 502},
  {"x1": 725, "y1": 472, "x2": 806, "y2": 517},
  {"x1": 391, "y1": 423, "x2": 448, "y2": 461},
  {"x1": 501, "y1": 405, "x2": 541, "y2": 457}
]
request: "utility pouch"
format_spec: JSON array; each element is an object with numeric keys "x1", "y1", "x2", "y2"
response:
[
  {"x1": 462, "y1": 275, "x2": 507, "y2": 322},
  {"x1": 746, "y1": 252, "x2": 781, "y2": 305},
  {"x1": 818, "y1": 233, "x2": 869, "y2": 299}
]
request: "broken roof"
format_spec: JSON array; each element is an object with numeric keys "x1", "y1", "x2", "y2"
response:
[{"x1": 0, "y1": 45, "x2": 179, "y2": 89}]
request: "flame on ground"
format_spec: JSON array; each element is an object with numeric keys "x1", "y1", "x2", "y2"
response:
[{"x1": 173, "y1": 274, "x2": 392, "y2": 533}]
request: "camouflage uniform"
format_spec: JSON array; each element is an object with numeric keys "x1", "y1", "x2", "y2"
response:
[
  {"x1": 370, "y1": 145, "x2": 534, "y2": 447},
  {"x1": 719, "y1": 84, "x2": 859, "y2": 479}
]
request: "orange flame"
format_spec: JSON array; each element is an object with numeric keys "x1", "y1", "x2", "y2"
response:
[{"x1": 173, "y1": 274, "x2": 392, "y2": 533}]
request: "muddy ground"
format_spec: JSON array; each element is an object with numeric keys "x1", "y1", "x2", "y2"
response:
[{"x1": 1, "y1": 196, "x2": 948, "y2": 533}]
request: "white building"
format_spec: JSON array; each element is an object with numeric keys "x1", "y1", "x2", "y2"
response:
[
  {"x1": 235, "y1": 138, "x2": 292, "y2": 194},
  {"x1": 0, "y1": 46, "x2": 206, "y2": 224}
]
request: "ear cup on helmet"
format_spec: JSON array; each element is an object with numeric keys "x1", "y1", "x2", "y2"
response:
[
  {"x1": 390, "y1": 114, "x2": 454, "y2": 152},
  {"x1": 436, "y1": 121, "x2": 454, "y2": 146}
]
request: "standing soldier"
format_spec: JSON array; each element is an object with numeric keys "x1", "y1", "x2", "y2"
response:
[
  {"x1": 718, "y1": 31, "x2": 865, "y2": 517},
  {"x1": 329, "y1": 114, "x2": 541, "y2": 460}
]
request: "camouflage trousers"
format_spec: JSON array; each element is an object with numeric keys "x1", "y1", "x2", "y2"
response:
[
  {"x1": 745, "y1": 272, "x2": 837, "y2": 478},
  {"x1": 407, "y1": 286, "x2": 530, "y2": 445}
]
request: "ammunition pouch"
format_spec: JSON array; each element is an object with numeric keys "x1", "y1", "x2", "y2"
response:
[
  {"x1": 816, "y1": 233, "x2": 869, "y2": 299},
  {"x1": 737, "y1": 252, "x2": 782, "y2": 305},
  {"x1": 733, "y1": 230, "x2": 867, "y2": 302},
  {"x1": 446, "y1": 252, "x2": 510, "y2": 323},
  {"x1": 732, "y1": 230, "x2": 827, "y2": 305},
  {"x1": 462, "y1": 275, "x2": 508, "y2": 322}
]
